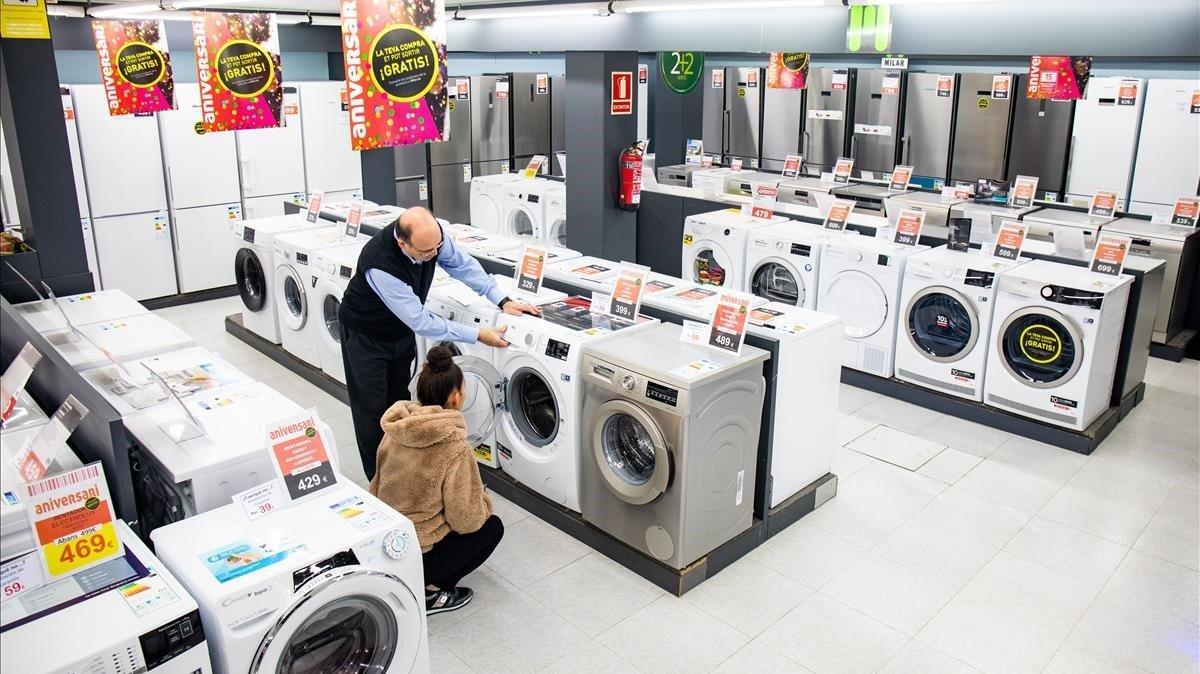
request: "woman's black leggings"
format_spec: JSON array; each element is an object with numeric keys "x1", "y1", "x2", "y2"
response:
[{"x1": 421, "y1": 515, "x2": 505, "y2": 590}]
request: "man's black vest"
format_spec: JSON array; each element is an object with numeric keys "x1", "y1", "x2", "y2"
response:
[{"x1": 338, "y1": 223, "x2": 437, "y2": 341}]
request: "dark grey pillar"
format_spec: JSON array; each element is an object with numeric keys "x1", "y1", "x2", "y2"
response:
[
  {"x1": 565, "y1": 51, "x2": 639, "y2": 260},
  {"x1": 651, "y1": 53, "x2": 704, "y2": 167},
  {"x1": 360, "y1": 148, "x2": 397, "y2": 206}
]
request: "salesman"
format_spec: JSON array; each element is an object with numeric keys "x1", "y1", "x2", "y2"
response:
[{"x1": 338, "y1": 206, "x2": 540, "y2": 480}]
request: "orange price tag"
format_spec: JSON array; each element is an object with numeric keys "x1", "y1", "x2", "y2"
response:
[
  {"x1": 1090, "y1": 234, "x2": 1131, "y2": 276},
  {"x1": 267, "y1": 411, "x2": 338, "y2": 502},
  {"x1": 23, "y1": 463, "x2": 124, "y2": 579},
  {"x1": 833, "y1": 157, "x2": 854, "y2": 184},
  {"x1": 1009, "y1": 175, "x2": 1039, "y2": 208},
  {"x1": 991, "y1": 75, "x2": 1011, "y2": 99},
  {"x1": 936, "y1": 75, "x2": 954, "y2": 97},
  {"x1": 823, "y1": 200, "x2": 855, "y2": 231},
  {"x1": 782, "y1": 154, "x2": 802, "y2": 178},
  {"x1": 1088, "y1": 190, "x2": 1119, "y2": 217},
  {"x1": 892, "y1": 209, "x2": 926, "y2": 247},
  {"x1": 515, "y1": 244, "x2": 547, "y2": 294},
  {"x1": 889, "y1": 165, "x2": 913, "y2": 191},
  {"x1": 991, "y1": 221, "x2": 1027, "y2": 261},
  {"x1": 706, "y1": 292, "x2": 752, "y2": 354},
  {"x1": 1171, "y1": 196, "x2": 1199, "y2": 227},
  {"x1": 608, "y1": 264, "x2": 649, "y2": 320},
  {"x1": 1117, "y1": 79, "x2": 1139, "y2": 106},
  {"x1": 306, "y1": 191, "x2": 324, "y2": 224}
]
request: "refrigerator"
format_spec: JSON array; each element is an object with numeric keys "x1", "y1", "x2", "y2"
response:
[
  {"x1": 428, "y1": 75, "x2": 474, "y2": 224},
  {"x1": 950, "y1": 73, "x2": 1014, "y2": 186},
  {"x1": 394, "y1": 143, "x2": 430, "y2": 211},
  {"x1": 1066, "y1": 76, "x2": 1146, "y2": 208},
  {"x1": 61, "y1": 86, "x2": 100, "y2": 291},
  {"x1": 761, "y1": 85, "x2": 804, "y2": 171},
  {"x1": 852, "y1": 69, "x2": 905, "y2": 177},
  {"x1": 299, "y1": 81, "x2": 362, "y2": 202},
  {"x1": 72, "y1": 85, "x2": 177, "y2": 301},
  {"x1": 551, "y1": 75, "x2": 566, "y2": 176},
  {"x1": 702, "y1": 66, "x2": 724, "y2": 158},
  {"x1": 509, "y1": 72, "x2": 552, "y2": 171},
  {"x1": 723, "y1": 67, "x2": 764, "y2": 168},
  {"x1": 901, "y1": 72, "x2": 955, "y2": 185},
  {"x1": 1129, "y1": 78, "x2": 1199, "y2": 215},
  {"x1": 471, "y1": 75, "x2": 512, "y2": 178},
  {"x1": 1008, "y1": 75, "x2": 1075, "y2": 202},
  {"x1": 159, "y1": 86, "x2": 243, "y2": 293},
  {"x1": 237, "y1": 85, "x2": 306, "y2": 219},
  {"x1": 803, "y1": 68, "x2": 855, "y2": 174}
]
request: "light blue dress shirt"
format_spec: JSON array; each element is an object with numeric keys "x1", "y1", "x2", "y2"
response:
[{"x1": 365, "y1": 225, "x2": 505, "y2": 344}]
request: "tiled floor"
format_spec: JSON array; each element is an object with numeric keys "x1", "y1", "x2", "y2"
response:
[{"x1": 157, "y1": 297, "x2": 1200, "y2": 673}]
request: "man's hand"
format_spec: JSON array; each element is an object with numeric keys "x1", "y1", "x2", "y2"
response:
[
  {"x1": 502, "y1": 300, "x2": 541, "y2": 316},
  {"x1": 477, "y1": 326, "x2": 510, "y2": 348}
]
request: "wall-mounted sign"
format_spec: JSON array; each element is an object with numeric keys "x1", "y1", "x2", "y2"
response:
[
  {"x1": 1, "y1": 0, "x2": 49, "y2": 39},
  {"x1": 637, "y1": 64, "x2": 648, "y2": 84},
  {"x1": 660, "y1": 52, "x2": 704, "y2": 94},
  {"x1": 1026, "y1": 55, "x2": 1093, "y2": 100},
  {"x1": 192, "y1": 12, "x2": 283, "y2": 132},
  {"x1": 611, "y1": 71, "x2": 633, "y2": 115},
  {"x1": 881, "y1": 56, "x2": 908, "y2": 69},
  {"x1": 846, "y1": 3, "x2": 892, "y2": 53},
  {"x1": 767, "y1": 52, "x2": 808, "y2": 90},
  {"x1": 92, "y1": 19, "x2": 176, "y2": 116}
]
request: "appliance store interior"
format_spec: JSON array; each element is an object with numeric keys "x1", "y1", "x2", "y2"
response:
[{"x1": 0, "y1": 0, "x2": 1197, "y2": 672}]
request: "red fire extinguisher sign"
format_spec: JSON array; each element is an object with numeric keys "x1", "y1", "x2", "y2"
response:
[{"x1": 611, "y1": 72, "x2": 633, "y2": 115}]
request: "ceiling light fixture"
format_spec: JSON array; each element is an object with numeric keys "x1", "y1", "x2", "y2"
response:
[
  {"x1": 460, "y1": 6, "x2": 604, "y2": 20},
  {"x1": 89, "y1": 2, "x2": 163, "y2": 18},
  {"x1": 46, "y1": 5, "x2": 87, "y2": 17},
  {"x1": 619, "y1": 0, "x2": 827, "y2": 12}
]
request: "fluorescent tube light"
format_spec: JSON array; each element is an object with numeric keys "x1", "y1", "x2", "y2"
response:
[
  {"x1": 621, "y1": 0, "x2": 827, "y2": 12},
  {"x1": 461, "y1": 7, "x2": 603, "y2": 20},
  {"x1": 89, "y1": 2, "x2": 162, "y2": 18},
  {"x1": 46, "y1": 5, "x2": 87, "y2": 17}
]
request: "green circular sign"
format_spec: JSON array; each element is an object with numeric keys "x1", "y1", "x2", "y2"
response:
[{"x1": 659, "y1": 51, "x2": 704, "y2": 94}]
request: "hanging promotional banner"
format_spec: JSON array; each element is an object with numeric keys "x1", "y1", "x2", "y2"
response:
[
  {"x1": 23, "y1": 462, "x2": 123, "y2": 579},
  {"x1": 91, "y1": 19, "x2": 177, "y2": 116},
  {"x1": 659, "y1": 52, "x2": 703, "y2": 94},
  {"x1": 339, "y1": 0, "x2": 448, "y2": 150},
  {"x1": 608, "y1": 264, "x2": 650, "y2": 321},
  {"x1": 1088, "y1": 190, "x2": 1119, "y2": 218},
  {"x1": 991, "y1": 221, "x2": 1027, "y2": 261},
  {"x1": 1090, "y1": 234, "x2": 1132, "y2": 277},
  {"x1": 767, "y1": 52, "x2": 809, "y2": 90},
  {"x1": 1025, "y1": 55, "x2": 1093, "y2": 101},
  {"x1": 192, "y1": 12, "x2": 284, "y2": 132},
  {"x1": 846, "y1": 4, "x2": 892, "y2": 54},
  {"x1": 1, "y1": 0, "x2": 49, "y2": 39},
  {"x1": 515, "y1": 244, "x2": 547, "y2": 295}
]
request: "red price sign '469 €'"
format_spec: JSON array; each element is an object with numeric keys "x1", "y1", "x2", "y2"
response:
[
  {"x1": 23, "y1": 462, "x2": 124, "y2": 579},
  {"x1": 267, "y1": 410, "x2": 338, "y2": 502}
]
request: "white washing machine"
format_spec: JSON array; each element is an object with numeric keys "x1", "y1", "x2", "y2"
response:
[
  {"x1": 310, "y1": 239, "x2": 371, "y2": 385},
  {"x1": 47, "y1": 313, "x2": 195, "y2": 372},
  {"x1": 894, "y1": 246, "x2": 1025, "y2": 402},
  {"x1": 232, "y1": 214, "x2": 339, "y2": 344},
  {"x1": 13, "y1": 289, "x2": 146, "y2": 334},
  {"x1": 983, "y1": 260, "x2": 1132, "y2": 431},
  {"x1": 682, "y1": 209, "x2": 788, "y2": 291},
  {"x1": 273, "y1": 229, "x2": 370, "y2": 367},
  {"x1": 579, "y1": 322, "x2": 768, "y2": 569},
  {"x1": 81, "y1": 346, "x2": 254, "y2": 416},
  {"x1": 2, "y1": 520, "x2": 213, "y2": 674},
  {"x1": 744, "y1": 221, "x2": 834, "y2": 308},
  {"x1": 151, "y1": 483, "x2": 428, "y2": 674},
  {"x1": 817, "y1": 234, "x2": 928, "y2": 378},
  {"x1": 0, "y1": 424, "x2": 82, "y2": 560},
  {"x1": 451, "y1": 230, "x2": 523, "y2": 261},
  {"x1": 469, "y1": 173, "x2": 524, "y2": 232},
  {"x1": 492, "y1": 244, "x2": 581, "y2": 270},
  {"x1": 542, "y1": 183, "x2": 567, "y2": 247},
  {"x1": 545, "y1": 255, "x2": 622, "y2": 293},
  {"x1": 500, "y1": 183, "x2": 550, "y2": 240}
]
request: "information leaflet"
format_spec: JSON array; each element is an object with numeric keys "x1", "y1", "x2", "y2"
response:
[
  {"x1": 23, "y1": 462, "x2": 123, "y2": 579},
  {"x1": 266, "y1": 410, "x2": 338, "y2": 502}
]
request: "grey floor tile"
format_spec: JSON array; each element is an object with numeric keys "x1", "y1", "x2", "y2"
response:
[
  {"x1": 830, "y1": 445, "x2": 879, "y2": 483},
  {"x1": 879, "y1": 640, "x2": 979, "y2": 673},
  {"x1": 539, "y1": 640, "x2": 640, "y2": 674},
  {"x1": 1133, "y1": 481, "x2": 1200, "y2": 571},
  {"x1": 851, "y1": 396, "x2": 944, "y2": 435},
  {"x1": 682, "y1": 558, "x2": 812, "y2": 637},
  {"x1": 712, "y1": 641, "x2": 811, "y2": 673},
  {"x1": 822, "y1": 554, "x2": 958, "y2": 636},
  {"x1": 597, "y1": 596, "x2": 750, "y2": 673},
  {"x1": 1002, "y1": 516, "x2": 1129, "y2": 590},
  {"x1": 837, "y1": 461, "x2": 947, "y2": 517},
  {"x1": 802, "y1": 486, "x2": 912, "y2": 549},
  {"x1": 837, "y1": 383, "x2": 882, "y2": 415},
  {"x1": 915, "y1": 447, "x2": 982, "y2": 485},
  {"x1": 747, "y1": 521, "x2": 865, "y2": 589},
  {"x1": 757, "y1": 593, "x2": 908, "y2": 674},
  {"x1": 915, "y1": 414, "x2": 1013, "y2": 458},
  {"x1": 484, "y1": 516, "x2": 591, "y2": 588},
  {"x1": 1095, "y1": 550, "x2": 1199, "y2": 627},
  {"x1": 914, "y1": 485, "x2": 1031, "y2": 549},
  {"x1": 874, "y1": 518, "x2": 998, "y2": 589},
  {"x1": 847, "y1": 425, "x2": 947, "y2": 471},
  {"x1": 437, "y1": 591, "x2": 589, "y2": 673},
  {"x1": 1068, "y1": 593, "x2": 1199, "y2": 674},
  {"x1": 530, "y1": 553, "x2": 663, "y2": 637}
]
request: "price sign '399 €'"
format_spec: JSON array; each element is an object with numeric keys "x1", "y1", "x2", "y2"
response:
[{"x1": 266, "y1": 410, "x2": 338, "y2": 502}]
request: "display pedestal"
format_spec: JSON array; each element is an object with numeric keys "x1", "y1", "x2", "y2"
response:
[{"x1": 1150, "y1": 328, "x2": 1196, "y2": 363}]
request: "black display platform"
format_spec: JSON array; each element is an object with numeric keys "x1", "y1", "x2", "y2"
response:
[{"x1": 1149, "y1": 329, "x2": 1196, "y2": 363}]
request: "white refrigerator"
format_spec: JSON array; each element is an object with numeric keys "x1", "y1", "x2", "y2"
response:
[
  {"x1": 159, "y1": 86, "x2": 243, "y2": 293},
  {"x1": 72, "y1": 84, "x2": 177, "y2": 301},
  {"x1": 1065, "y1": 76, "x2": 1146, "y2": 209},
  {"x1": 237, "y1": 85, "x2": 307, "y2": 219},
  {"x1": 61, "y1": 86, "x2": 101, "y2": 291},
  {"x1": 298, "y1": 81, "x2": 362, "y2": 201},
  {"x1": 1128, "y1": 78, "x2": 1200, "y2": 215}
]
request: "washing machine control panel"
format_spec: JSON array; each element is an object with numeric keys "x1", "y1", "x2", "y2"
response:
[{"x1": 383, "y1": 529, "x2": 412, "y2": 560}]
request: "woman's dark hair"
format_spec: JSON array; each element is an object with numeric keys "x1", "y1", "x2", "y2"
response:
[{"x1": 417, "y1": 345, "x2": 465, "y2": 407}]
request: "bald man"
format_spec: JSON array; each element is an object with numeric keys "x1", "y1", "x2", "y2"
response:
[{"x1": 337, "y1": 207, "x2": 539, "y2": 479}]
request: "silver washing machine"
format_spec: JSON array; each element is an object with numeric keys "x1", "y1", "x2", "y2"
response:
[{"x1": 579, "y1": 323, "x2": 768, "y2": 570}]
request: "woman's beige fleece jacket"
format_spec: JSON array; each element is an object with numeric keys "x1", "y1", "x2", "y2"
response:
[{"x1": 370, "y1": 401, "x2": 493, "y2": 552}]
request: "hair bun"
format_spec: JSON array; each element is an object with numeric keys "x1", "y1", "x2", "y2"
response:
[{"x1": 425, "y1": 345, "x2": 454, "y2": 374}]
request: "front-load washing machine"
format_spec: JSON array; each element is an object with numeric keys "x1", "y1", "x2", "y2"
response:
[
  {"x1": 45, "y1": 313, "x2": 195, "y2": 372},
  {"x1": 2, "y1": 520, "x2": 212, "y2": 674},
  {"x1": 233, "y1": 214, "x2": 340, "y2": 344},
  {"x1": 579, "y1": 322, "x2": 768, "y2": 569},
  {"x1": 894, "y1": 246, "x2": 1025, "y2": 401},
  {"x1": 13, "y1": 289, "x2": 146, "y2": 334},
  {"x1": 273, "y1": 228, "x2": 370, "y2": 367},
  {"x1": 817, "y1": 234, "x2": 928, "y2": 378},
  {"x1": 151, "y1": 482, "x2": 429, "y2": 674},
  {"x1": 81, "y1": 346, "x2": 254, "y2": 416},
  {"x1": 683, "y1": 209, "x2": 788, "y2": 291},
  {"x1": 542, "y1": 183, "x2": 567, "y2": 248},
  {"x1": 500, "y1": 183, "x2": 552, "y2": 240},
  {"x1": 310, "y1": 240, "x2": 370, "y2": 385},
  {"x1": 0, "y1": 425, "x2": 83, "y2": 560},
  {"x1": 983, "y1": 259, "x2": 1132, "y2": 431},
  {"x1": 744, "y1": 221, "x2": 835, "y2": 308},
  {"x1": 470, "y1": 173, "x2": 525, "y2": 232}
]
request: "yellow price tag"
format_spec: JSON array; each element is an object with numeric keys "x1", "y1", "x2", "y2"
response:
[
  {"x1": 43, "y1": 521, "x2": 122, "y2": 576},
  {"x1": 23, "y1": 463, "x2": 126, "y2": 579}
]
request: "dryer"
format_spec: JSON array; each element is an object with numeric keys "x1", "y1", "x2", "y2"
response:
[
  {"x1": 817, "y1": 234, "x2": 928, "y2": 377},
  {"x1": 744, "y1": 221, "x2": 833, "y2": 308},
  {"x1": 12, "y1": 288, "x2": 146, "y2": 334},
  {"x1": 682, "y1": 209, "x2": 788, "y2": 291},
  {"x1": 501, "y1": 183, "x2": 550, "y2": 240},
  {"x1": 894, "y1": 246, "x2": 1025, "y2": 401},
  {"x1": 151, "y1": 483, "x2": 429, "y2": 674},
  {"x1": 469, "y1": 173, "x2": 524, "y2": 232},
  {"x1": 47, "y1": 313, "x2": 195, "y2": 372},
  {"x1": 984, "y1": 260, "x2": 1132, "y2": 431},
  {"x1": 311, "y1": 240, "x2": 369, "y2": 385},
  {"x1": 579, "y1": 322, "x2": 768, "y2": 569}
]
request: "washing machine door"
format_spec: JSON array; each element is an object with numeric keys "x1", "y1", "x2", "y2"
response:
[
  {"x1": 316, "y1": 280, "x2": 343, "y2": 353},
  {"x1": 235, "y1": 248, "x2": 269, "y2": 312},
  {"x1": 591, "y1": 400, "x2": 672, "y2": 506},
  {"x1": 249, "y1": 567, "x2": 423, "y2": 674},
  {"x1": 997, "y1": 306, "x2": 1083, "y2": 387},
  {"x1": 749, "y1": 257, "x2": 805, "y2": 306},
  {"x1": 548, "y1": 217, "x2": 566, "y2": 247},
  {"x1": 505, "y1": 364, "x2": 561, "y2": 451},
  {"x1": 472, "y1": 192, "x2": 503, "y2": 232},
  {"x1": 410, "y1": 352, "x2": 503, "y2": 447},
  {"x1": 688, "y1": 240, "x2": 734, "y2": 287},
  {"x1": 276, "y1": 264, "x2": 309, "y2": 331},
  {"x1": 904, "y1": 285, "x2": 979, "y2": 363},
  {"x1": 506, "y1": 203, "x2": 539, "y2": 239},
  {"x1": 824, "y1": 269, "x2": 888, "y2": 338}
]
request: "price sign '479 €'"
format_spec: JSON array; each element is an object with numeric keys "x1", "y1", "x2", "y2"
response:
[
  {"x1": 23, "y1": 462, "x2": 124, "y2": 579},
  {"x1": 266, "y1": 410, "x2": 338, "y2": 502}
]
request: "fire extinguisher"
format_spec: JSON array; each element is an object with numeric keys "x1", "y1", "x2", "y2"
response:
[{"x1": 616, "y1": 141, "x2": 644, "y2": 212}]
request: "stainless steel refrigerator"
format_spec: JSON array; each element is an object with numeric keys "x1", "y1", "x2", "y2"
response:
[
  {"x1": 427, "y1": 76, "x2": 473, "y2": 223},
  {"x1": 950, "y1": 73, "x2": 1014, "y2": 185},
  {"x1": 803, "y1": 68, "x2": 855, "y2": 174},
  {"x1": 901, "y1": 72, "x2": 956, "y2": 184},
  {"x1": 702, "y1": 66, "x2": 724, "y2": 158},
  {"x1": 471, "y1": 75, "x2": 512, "y2": 178},
  {"x1": 722, "y1": 67, "x2": 764, "y2": 168},
  {"x1": 1008, "y1": 74, "x2": 1075, "y2": 202},
  {"x1": 509, "y1": 72, "x2": 552, "y2": 171},
  {"x1": 851, "y1": 69, "x2": 905, "y2": 177},
  {"x1": 761, "y1": 85, "x2": 804, "y2": 171},
  {"x1": 394, "y1": 144, "x2": 429, "y2": 211},
  {"x1": 551, "y1": 75, "x2": 566, "y2": 176}
]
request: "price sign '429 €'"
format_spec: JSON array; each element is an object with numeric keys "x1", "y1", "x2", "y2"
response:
[
  {"x1": 266, "y1": 410, "x2": 338, "y2": 502},
  {"x1": 23, "y1": 462, "x2": 124, "y2": 579}
]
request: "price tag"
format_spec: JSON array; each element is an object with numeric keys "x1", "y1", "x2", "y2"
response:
[
  {"x1": 344, "y1": 201, "x2": 363, "y2": 239},
  {"x1": 823, "y1": 200, "x2": 856, "y2": 231},
  {"x1": 455, "y1": 78, "x2": 470, "y2": 100},
  {"x1": 991, "y1": 74, "x2": 1011, "y2": 99},
  {"x1": 892, "y1": 209, "x2": 926, "y2": 247},
  {"x1": 418, "y1": 179, "x2": 428, "y2": 201},
  {"x1": 234, "y1": 481, "x2": 286, "y2": 522},
  {"x1": 23, "y1": 462, "x2": 123, "y2": 579},
  {"x1": 685, "y1": 139, "x2": 704, "y2": 166},
  {"x1": 701, "y1": 154, "x2": 714, "y2": 168},
  {"x1": 1170, "y1": 196, "x2": 1199, "y2": 227},
  {"x1": 1090, "y1": 234, "x2": 1132, "y2": 277},
  {"x1": 1009, "y1": 175, "x2": 1039, "y2": 208},
  {"x1": 496, "y1": 79, "x2": 509, "y2": 99},
  {"x1": 888, "y1": 165, "x2": 913, "y2": 191},
  {"x1": 0, "y1": 553, "x2": 45, "y2": 605},
  {"x1": 991, "y1": 221, "x2": 1027, "y2": 261},
  {"x1": 12, "y1": 395, "x2": 88, "y2": 483},
  {"x1": 462, "y1": 163, "x2": 472, "y2": 183},
  {"x1": 832, "y1": 157, "x2": 854, "y2": 183},
  {"x1": 936, "y1": 74, "x2": 954, "y2": 97},
  {"x1": 747, "y1": 183, "x2": 779, "y2": 219},
  {"x1": 711, "y1": 69, "x2": 724, "y2": 89},
  {"x1": 881, "y1": 72, "x2": 901, "y2": 95},
  {"x1": 589, "y1": 292, "x2": 611, "y2": 314},
  {"x1": 1, "y1": 343, "x2": 41, "y2": 424},
  {"x1": 1191, "y1": 90, "x2": 1200, "y2": 114},
  {"x1": 678, "y1": 320, "x2": 706, "y2": 346},
  {"x1": 306, "y1": 191, "x2": 324, "y2": 224},
  {"x1": 782, "y1": 154, "x2": 803, "y2": 178},
  {"x1": 831, "y1": 70, "x2": 848, "y2": 91},
  {"x1": 608, "y1": 263, "x2": 649, "y2": 321},
  {"x1": 637, "y1": 64, "x2": 648, "y2": 84},
  {"x1": 521, "y1": 155, "x2": 547, "y2": 178},
  {"x1": 1088, "y1": 190, "x2": 1119, "y2": 217},
  {"x1": 266, "y1": 410, "x2": 338, "y2": 502},
  {"x1": 536, "y1": 73, "x2": 549, "y2": 95},
  {"x1": 515, "y1": 244, "x2": 547, "y2": 294},
  {"x1": 730, "y1": 157, "x2": 743, "y2": 172},
  {"x1": 706, "y1": 291, "x2": 752, "y2": 355},
  {"x1": 1117, "y1": 79, "x2": 1138, "y2": 106}
]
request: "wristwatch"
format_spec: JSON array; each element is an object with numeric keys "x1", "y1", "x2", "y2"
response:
[{"x1": 498, "y1": 296, "x2": 513, "y2": 310}]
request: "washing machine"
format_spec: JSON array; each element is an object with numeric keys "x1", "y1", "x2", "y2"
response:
[
  {"x1": 0, "y1": 424, "x2": 83, "y2": 560},
  {"x1": 646, "y1": 283, "x2": 767, "y2": 323},
  {"x1": 310, "y1": 240, "x2": 370, "y2": 385},
  {"x1": 13, "y1": 288, "x2": 146, "y2": 334},
  {"x1": 744, "y1": 221, "x2": 834, "y2": 308},
  {"x1": 1023, "y1": 208, "x2": 1113, "y2": 252},
  {"x1": 273, "y1": 229, "x2": 371, "y2": 367},
  {"x1": 233, "y1": 214, "x2": 340, "y2": 344},
  {"x1": 777, "y1": 177, "x2": 839, "y2": 208},
  {"x1": 683, "y1": 209, "x2": 789, "y2": 291},
  {"x1": 542, "y1": 183, "x2": 567, "y2": 247},
  {"x1": 81, "y1": 346, "x2": 253, "y2": 416},
  {"x1": 2, "y1": 520, "x2": 212, "y2": 674},
  {"x1": 46, "y1": 313, "x2": 195, "y2": 372},
  {"x1": 884, "y1": 190, "x2": 966, "y2": 240},
  {"x1": 817, "y1": 234, "x2": 928, "y2": 378},
  {"x1": 545, "y1": 255, "x2": 622, "y2": 293},
  {"x1": 452, "y1": 230, "x2": 523, "y2": 261},
  {"x1": 724, "y1": 171, "x2": 783, "y2": 198},
  {"x1": 500, "y1": 183, "x2": 552, "y2": 240},
  {"x1": 579, "y1": 322, "x2": 768, "y2": 569},
  {"x1": 894, "y1": 246, "x2": 1026, "y2": 401},
  {"x1": 470, "y1": 173, "x2": 525, "y2": 232},
  {"x1": 983, "y1": 260, "x2": 1132, "y2": 431},
  {"x1": 492, "y1": 243, "x2": 581, "y2": 270},
  {"x1": 151, "y1": 482, "x2": 428, "y2": 674}
]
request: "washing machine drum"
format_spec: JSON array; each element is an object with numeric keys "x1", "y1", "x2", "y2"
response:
[
  {"x1": 692, "y1": 246, "x2": 732, "y2": 287},
  {"x1": 998, "y1": 309, "x2": 1081, "y2": 387},
  {"x1": 906, "y1": 288, "x2": 978, "y2": 362},
  {"x1": 508, "y1": 206, "x2": 537, "y2": 238},
  {"x1": 235, "y1": 248, "x2": 268, "y2": 312},
  {"x1": 592, "y1": 401, "x2": 671, "y2": 505},
  {"x1": 508, "y1": 367, "x2": 559, "y2": 447},
  {"x1": 751, "y1": 261, "x2": 803, "y2": 305},
  {"x1": 550, "y1": 219, "x2": 566, "y2": 247},
  {"x1": 323, "y1": 292, "x2": 342, "y2": 344}
]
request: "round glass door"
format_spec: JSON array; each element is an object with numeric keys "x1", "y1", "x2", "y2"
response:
[
  {"x1": 750, "y1": 260, "x2": 804, "y2": 306},
  {"x1": 824, "y1": 270, "x2": 888, "y2": 338},
  {"x1": 905, "y1": 287, "x2": 979, "y2": 362},
  {"x1": 276, "y1": 266, "x2": 307, "y2": 330},
  {"x1": 507, "y1": 366, "x2": 559, "y2": 451},
  {"x1": 550, "y1": 219, "x2": 566, "y2": 247},
  {"x1": 508, "y1": 207, "x2": 537, "y2": 238},
  {"x1": 592, "y1": 400, "x2": 670, "y2": 505},
  {"x1": 692, "y1": 243, "x2": 733, "y2": 287},
  {"x1": 235, "y1": 249, "x2": 267, "y2": 312},
  {"x1": 409, "y1": 352, "x2": 502, "y2": 447},
  {"x1": 322, "y1": 292, "x2": 341, "y2": 346},
  {"x1": 998, "y1": 308, "x2": 1082, "y2": 387}
]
